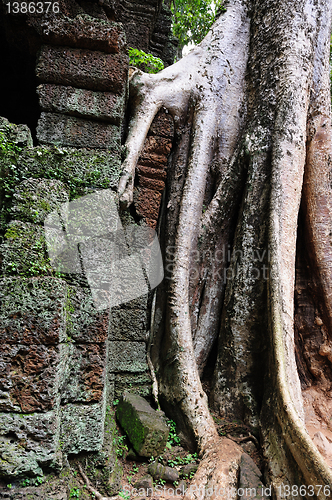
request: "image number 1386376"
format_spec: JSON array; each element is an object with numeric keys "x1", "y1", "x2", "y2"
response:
[{"x1": 5, "y1": 2, "x2": 60, "y2": 14}]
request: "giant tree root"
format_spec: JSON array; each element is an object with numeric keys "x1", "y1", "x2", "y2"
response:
[
  {"x1": 184, "y1": 438, "x2": 243, "y2": 500},
  {"x1": 118, "y1": 0, "x2": 332, "y2": 494}
]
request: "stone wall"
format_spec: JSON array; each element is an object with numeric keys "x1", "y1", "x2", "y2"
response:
[
  {"x1": 113, "y1": 0, "x2": 177, "y2": 66},
  {"x1": 0, "y1": 3, "x2": 174, "y2": 483}
]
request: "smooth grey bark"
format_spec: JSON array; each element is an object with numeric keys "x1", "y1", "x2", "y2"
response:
[{"x1": 119, "y1": 0, "x2": 332, "y2": 495}]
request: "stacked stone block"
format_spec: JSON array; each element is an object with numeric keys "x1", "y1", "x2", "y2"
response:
[{"x1": 35, "y1": 15, "x2": 128, "y2": 150}]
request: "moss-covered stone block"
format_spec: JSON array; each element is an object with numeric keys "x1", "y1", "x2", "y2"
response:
[
  {"x1": 0, "y1": 221, "x2": 53, "y2": 277},
  {"x1": 37, "y1": 84, "x2": 125, "y2": 125},
  {"x1": 36, "y1": 112, "x2": 121, "y2": 150},
  {"x1": 114, "y1": 372, "x2": 151, "y2": 400},
  {"x1": 0, "y1": 410, "x2": 61, "y2": 478},
  {"x1": 60, "y1": 397, "x2": 106, "y2": 454},
  {"x1": 0, "y1": 117, "x2": 33, "y2": 148},
  {"x1": 108, "y1": 341, "x2": 149, "y2": 373},
  {"x1": 0, "y1": 277, "x2": 68, "y2": 345},
  {"x1": 10, "y1": 178, "x2": 69, "y2": 224},
  {"x1": 84, "y1": 409, "x2": 123, "y2": 496},
  {"x1": 116, "y1": 392, "x2": 169, "y2": 457}
]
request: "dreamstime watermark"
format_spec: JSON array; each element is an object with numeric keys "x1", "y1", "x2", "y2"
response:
[
  {"x1": 164, "y1": 245, "x2": 271, "y2": 284},
  {"x1": 44, "y1": 189, "x2": 164, "y2": 311}
]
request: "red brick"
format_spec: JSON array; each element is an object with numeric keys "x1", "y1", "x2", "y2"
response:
[
  {"x1": 136, "y1": 164, "x2": 167, "y2": 181},
  {"x1": 138, "y1": 175, "x2": 165, "y2": 192},
  {"x1": 135, "y1": 188, "x2": 162, "y2": 221}
]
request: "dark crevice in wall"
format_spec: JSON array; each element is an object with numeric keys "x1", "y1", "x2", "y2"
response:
[{"x1": 0, "y1": 16, "x2": 40, "y2": 142}]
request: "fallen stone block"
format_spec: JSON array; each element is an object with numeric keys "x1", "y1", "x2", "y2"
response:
[
  {"x1": 36, "y1": 112, "x2": 121, "y2": 150},
  {"x1": 134, "y1": 474, "x2": 153, "y2": 490},
  {"x1": 116, "y1": 392, "x2": 169, "y2": 457},
  {"x1": 37, "y1": 84, "x2": 125, "y2": 125},
  {"x1": 36, "y1": 45, "x2": 128, "y2": 93},
  {"x1": 148, "y1": 461, "x2": 179, "y2": 482}
]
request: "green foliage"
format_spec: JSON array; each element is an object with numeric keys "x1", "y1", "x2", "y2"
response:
[
  {"x1": 69, "y1": 487, "x2": 80, "y2": 498},
  {"x1": 119, "y1": 491, "x2": 130, "y2": 500},
  {"x1": 128, "y1": 47, "x2": 164, "y2": 73},
  {"x1": 166, "y1": 419, "x2": 181, "y2": 447},
  {"x1": 21, "y1": 476, "x2": 44, "y2": 487},
  {"x1": 171, "y1": 0, "x2": 226, "y2": 52}
]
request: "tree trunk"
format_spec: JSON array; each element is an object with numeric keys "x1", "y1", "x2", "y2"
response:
[{"x1": 118, "y1": 0, "x2": 332, "y2": 496}]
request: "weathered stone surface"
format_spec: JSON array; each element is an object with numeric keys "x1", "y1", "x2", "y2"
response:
[
  {"x1": 116, "y1": 392, "x2": 169, "y2": 457},
  {"x1": 0, "y1": 343, "x2": 69, "y2": 412},
  {"x1": 36, "y1": 46, "x2": 128, "y2": 93},
  {"x1": 67, "y1": 286, "x2": 110, "y2": 343},
  {"x1": 138, "y1": 153, "x2": 168, "y2": 169},
  {"x1": 0, "y1": 117, "x2": 33, "y2": 148},
  {"x1": 36, "y1": 15, "x2": 126, "y2": 54},
  {"x1": 141, "y1": 135, "x2": 172, "y2": 157},
  {"x1": 60, "y1": 399, "x2": 105, "y2": 454},
  {"x1": 0, "y1": 410, "x2": 60, "y2": 478},
  {"x1": 0, "y1": 277, "x2": 68, "y2": 345},
  {"x1": 135, "y1": 188, "x2": 162, "y2": 222},
  {"x1": 61, "y1": 343, "x2": 107, "y2": 404},
  {"x1": 37, "y1": 84, "x2": 125, "y2": 125},
  {"x1": 114, "y1": 372, "x2": 151, "y2": 399},
  {"x1": 148, "y1": 109, "x2": 174, "y2": 138},
  {"x1": 16, "y1": 146, "x2": 121, "y2": 194},
  {"x1": 109, "y1": 342, "x2": 148, "y2": 373},
  {"x1": 85, "y1": 409, "x2": 123, "y2": 496},
  {"x1": 134, "y1": 474, "x2": 153, "y2": 490},
  {"x1": 137, "y1": 165, "x2": 167, "y2": 180},
  {"x1": 10, "y1": 178, "x2": 69, "y2": 224},
  {"x1": 110, "y1": 308, "x2": 148, "y2": 341},
  {"x1": 148, "y1": 462, "x2": 179, "y2": 482},
  {"x1": 137, "y1": 175, "x2": 165, "y2": 192},
  {"x1": 238, "y1": 454, "x2": 266, "y2": 499},
  {"x1": 0, "y1": 221, "x2": 53, "y2": 277},
  {"x1": 36, "y1": 113, "x2": 121, "y2": 149}
]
